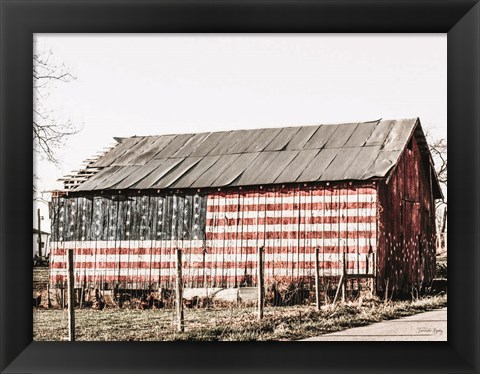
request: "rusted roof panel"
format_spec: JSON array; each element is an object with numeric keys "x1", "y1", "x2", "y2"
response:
[
  {"x1": 275, "y1": 149, "x2": 320, "y2": 184},
  {"x1": 92, "y1": 137, "x2": 143, "y2": 167},
  {"x1": 227, "y1": 129, "x2": 266, "y2": 154},
  {"x1": 297, "y1": 148, "x2": 340, "y2": 183},
  {"x1": 150, "y1": 157, "x2": 202, "y2": 189},
  {"x1": 343, "y1": 121, "x2": 378, "y2": 147},
  {"x1": 211, "y1": 153, "x2": 262, "y2": 187},
  {"x1": 75, "y1": 166, "x2": 123, "y2": 191},
  {"x1": 361, "y1": 150, "x2": 402, "y2": 179},
  {"x1": 111, "y1": 137, "x2": 156, "y2": 167},
  {"x1": 341, "y1": 146, "x2": 382, "y2": 180},
  {"x1": 93, "y1": 166, "x2": 141, "y2": 190},
  {"x1": 127, "y1": 136, "x2": 166, "y2": 165},
  {"x1": 208, "y1": 131, "x2": 245, "y2": 156},
  {"x1": 323, "y1": 123, "x2": 358, "y2": 149},
  {"x1": 319, "y1": 147, "x2": 362, "y2": 181},
  {"x1": 190, "y1": 153, "x2": 242, "y2": 188},
  {"x1": 190, "y1": 131, "x2": 229, "y2": 157},
  {"x1": 134, "y1": 158, "x2": 185, "y2": 189},
  {"x1": 114, "y1": 159, "x2": 166, "y2": 189},
  {"x1": 170, "y1": 156, "x2": 221, "y2": 189},
  {"x1": 153, "y1": 133, "x2": 196, "y2": 159},
  {"x1": 68, "y1": 118, "x2": 433, "y2": 192},
  {"x1": 303, "y1": 124, "x2": 337, "y2": 149},
  {"x1": 382, "y1": 118, "x2": 417, "y2": 151},
  {"x1": 232, "y1": 152, "x2": 281, "y2": 186},
  {"x1": 364, "y1": 120, "x2": 396, "y2": 146},
  {"x1": 171, "y1": 132, "x2": 212, "y2": 158},
  {"x1": 285, "y1": 125, "x2": 320, "y2": 150},
  {"x1": 253, "y1": 151, "x2": 299, "y2": 185},
  {"x1": 127, "y1": 135, "x2": 177, "y2": 165},
  {"x1": 264, "y1": 127, "x2": 301, "y2": 151},
  {"x1": 243, "y1": 128, "x2": 283, "y2": 153}
]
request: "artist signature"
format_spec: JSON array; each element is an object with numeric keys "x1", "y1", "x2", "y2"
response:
[{"x1": 417, "y1": 327, "x2": 443, "y2": 335}]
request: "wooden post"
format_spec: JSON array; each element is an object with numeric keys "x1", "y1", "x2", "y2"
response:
[
  {"x1": 314, "y1": 247, "x2": 321, "y2": 310},
  {"x1": 257, "y1": 246, "x2": 264, "y2": 320},
  {"x1": 79, "y1": 285, "x2": 84, "y2": 309},
  {"x1": 203, "y1": 250, "x2": 209, "y2": 304},
  {"x1": 37, "y1": 208, "x2": 42, "y2": 258},
  {"x1": 67, "y1": 249, "x2": 75, "y2": 341},
  {"x1": 175, "y1": 249, "x2": 184, "y2": 332},
  {"x1": 47, "y1": 283, "x2": 51, "y2": 308},
  {"x1": 342, "y1": 252, "x2": 347, "y2": 302},
  {"x1": 332, "y1": 275, "x2": 344, "y2": 305},
  {"x1": 203, "y1": 247, "x2": 207, "y2": 290},
  {"x1": 371, "y1": 253, "x2": 376, "y2": 297}
]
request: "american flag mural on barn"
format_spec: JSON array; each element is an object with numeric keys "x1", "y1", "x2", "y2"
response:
[
  {"x1": 50, "y1": 118, "x2": 442, "y2": 295},
  {"x1": 49, "y1": 182, "x2": 377, "y2": 288}
]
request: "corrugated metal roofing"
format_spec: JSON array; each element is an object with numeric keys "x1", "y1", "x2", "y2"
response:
[
  {"x1": 190, "y1": 153, "x2": 243, "y2": 188},
  {"x1": 71, "y1": 118, "x2": 431, "y2": 192},
  {"x1": 274, "y1": 149, "x2": 320, "y2": 184}
]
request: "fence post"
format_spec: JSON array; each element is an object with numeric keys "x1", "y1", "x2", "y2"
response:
[
  {"x1": 176, "y1": 249, "x2": 184, "y2": 332},
  {"x1": 257, "y1": 246, "x2": 264, "y2": 320},
  {"x1": 47, "y1": 283, "x2": 51, "y2": 309},
  {"x1": 37, "y1": 208, "x2": 42, "y2": 258},
  {"x1": 67, "y1": 249, "x2": 75, "y2": 341},
  {"x1": 371, "y1": 253, "x2": 376, "y2": 297},
  {"x1": 314, "y1": 247, "x2": 321, "y2": 310},
  {"x1": 342, "y1": 252, "x2": 346, "y2": 302}
]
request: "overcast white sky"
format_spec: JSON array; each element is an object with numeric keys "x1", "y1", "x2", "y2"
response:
[{"x1": 33, "y1": 34, "x2": 447, "y2": 228}]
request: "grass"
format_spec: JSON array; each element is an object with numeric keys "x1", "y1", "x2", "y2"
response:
[{"x1": 33, "y1": 294, "x2": 447, "y2": 341}]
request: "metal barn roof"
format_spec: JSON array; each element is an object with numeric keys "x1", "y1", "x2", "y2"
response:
[{"x1": 63, "y1": 118, "x2": 440, "y2": 195}]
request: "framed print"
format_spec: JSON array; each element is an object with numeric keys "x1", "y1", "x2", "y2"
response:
[{"x1": 1, "y1": 1, "x2": 479, "y2": 373}]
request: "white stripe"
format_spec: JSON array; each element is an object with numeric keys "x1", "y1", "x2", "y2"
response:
[
  {"x1": 207, "y1": 193, "x2": 376, "y2": 206},
  {"x1": 217, "y1": 223, "x2": 374, "y2": 233},
  {"x1": 207, "y1": 208, "x2": 377, "y2": 219},
  {"x1": 52, "y1": 238, "x2": 376, "y2": 253},
  {"x1": 51, "y1": 268, "x2": 170, "y2": 277}
]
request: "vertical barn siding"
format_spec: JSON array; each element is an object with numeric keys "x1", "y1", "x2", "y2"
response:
[
  {"x1": 377, "y1": 136, "x2": 436, "y2": 293},
  {"x1": 50, "y1": 183, "x2": 378, "y2": 289}
]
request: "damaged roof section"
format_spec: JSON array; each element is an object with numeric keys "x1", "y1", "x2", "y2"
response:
[{"x1": 61, "y1": 118, "x2": 441, "y2": 196}]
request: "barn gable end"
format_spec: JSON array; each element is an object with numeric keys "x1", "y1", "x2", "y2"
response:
[{"x1": 376, "y1": 121, "x2": 440, "y2": 293}]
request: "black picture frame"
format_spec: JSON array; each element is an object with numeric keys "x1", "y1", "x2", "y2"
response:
[{"x1": 1, "y1": 1, "x2": 479, "y2": 373}]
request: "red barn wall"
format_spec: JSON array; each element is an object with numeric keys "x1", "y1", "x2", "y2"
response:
[{"x1": 376, "y1": 136, "x2": 437, "y2": 294}]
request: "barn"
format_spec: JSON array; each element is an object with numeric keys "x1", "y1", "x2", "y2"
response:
[{"x1": 49, "y1": 118, "x2": 442, "y2": 297}]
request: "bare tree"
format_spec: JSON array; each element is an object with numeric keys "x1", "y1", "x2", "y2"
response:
[
  {"x1": 33, "y1": 43, "x2": 79, "y2": 165},
  {"x1": 426, "y1": 131, "x2": 447, "y2": 252},
  {"x1": 429, "y1": 137, "x2": 447, "y2": 189}
]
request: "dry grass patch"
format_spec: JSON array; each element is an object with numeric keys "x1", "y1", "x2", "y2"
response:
[{"x1": 33, "y1": 294, "x2": 447, "y2": 341}]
